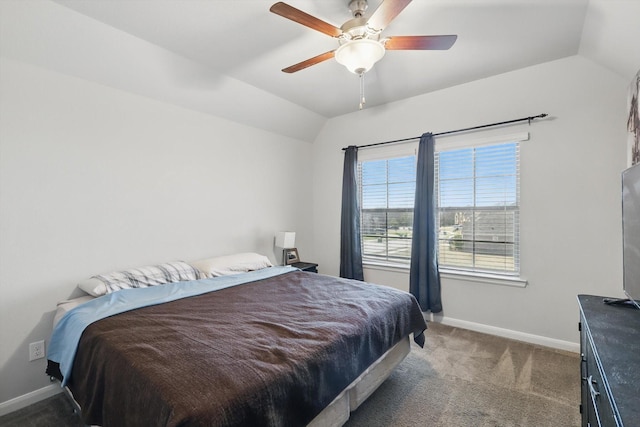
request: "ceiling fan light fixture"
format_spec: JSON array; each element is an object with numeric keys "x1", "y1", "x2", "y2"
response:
[{"x1": 335, "y1": 39, "x2": 386, "y2": 74}]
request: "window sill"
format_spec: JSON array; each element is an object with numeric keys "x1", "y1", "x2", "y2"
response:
[
  {"x1": 439, "y1": 268, "x2": 527, "y2": 288},
  {"x1": 363, "y1": 261, "x2": 410, "y2": 274},
  {"x1": 362, "y1": 262, "x2": 527, "y2": 288}
]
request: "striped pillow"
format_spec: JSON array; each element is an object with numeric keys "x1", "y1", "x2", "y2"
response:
[{"x1": 79, "y1": 261, "x2": 202, "y2": 296}]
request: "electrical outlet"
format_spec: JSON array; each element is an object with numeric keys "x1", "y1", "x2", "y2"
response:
[{"x1": 29, "y1": 340, "x2": 45, "y2": 361}]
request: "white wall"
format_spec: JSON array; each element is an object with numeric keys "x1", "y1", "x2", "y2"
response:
[
  {"x1": 311, "y1": 55, "x2": 629, "y2": 349},
  {"x1": 0, "y1": 57, "x2": 313, "y2": 406}
]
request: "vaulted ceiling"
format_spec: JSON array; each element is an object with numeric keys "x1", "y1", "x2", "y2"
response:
[{"x1": 2, "y1": 0, "x2": 639, "y2": 142}]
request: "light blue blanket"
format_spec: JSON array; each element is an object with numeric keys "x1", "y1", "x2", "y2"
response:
[{"x1": 49, "y1": 266, "x2": 296, "y2": 386}]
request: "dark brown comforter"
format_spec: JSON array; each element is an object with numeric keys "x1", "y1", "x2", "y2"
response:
[{"x1": 66, "y1": 271, "x2": 426, "y2": 426}]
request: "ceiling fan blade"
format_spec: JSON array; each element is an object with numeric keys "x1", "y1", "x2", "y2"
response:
[
  {"x1": 385, "y1": 35, "x2": 458, "y2": 50},
  {"x1": 270, "y1": 2, "x2": 342, "y2": 38},
  {"x1": 367, "y1": 0, "x2": 412, "y2": 32},
  {"x1": 282, "y1": 50, "x2": 336, "y2": 73}
]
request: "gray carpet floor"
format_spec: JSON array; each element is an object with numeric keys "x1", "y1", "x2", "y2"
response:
[
  {"x1": 0, "y1": 322, "x2": 580, "y2": 427},
  {"x1": 345, "y1": 323, "x2": 580, "y2": 426}
]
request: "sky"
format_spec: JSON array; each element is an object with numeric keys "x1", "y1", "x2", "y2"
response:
[{"x1": 361, "y1": 142, "x2": 519, "y2": 210}]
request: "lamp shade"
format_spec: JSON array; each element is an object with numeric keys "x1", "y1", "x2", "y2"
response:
[
  {"x1": 275, "y1": 231, "x2": 296, "y2": 248},
  {"x1": 335, "y1": 39, "x2": 386, "y2": 74}
]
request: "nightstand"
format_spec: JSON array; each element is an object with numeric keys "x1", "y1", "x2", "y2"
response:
[{"x1": 291, "y1": 262, "x2": 318, "y2": 273}]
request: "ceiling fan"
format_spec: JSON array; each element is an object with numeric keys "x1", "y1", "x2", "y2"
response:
[{"x1": 269, "y1": 0, "x2": 457, "y2": 75}]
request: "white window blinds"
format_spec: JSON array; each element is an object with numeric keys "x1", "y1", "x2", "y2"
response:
[
  {"x1": 359, "y1": 155, "x2": 416, "y2": 265},
  {"x1": 356, "y1": 133, "x2": 523, "y2": 276},
  {"x1": 435, "y1": 141, "x2": 520, "y2": 275}
]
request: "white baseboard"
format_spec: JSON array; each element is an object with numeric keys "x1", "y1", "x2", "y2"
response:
[
  {"x1": 428, "y1": 314, "x2": 580, "y2": 353},
  {"x1": 0, "y1": 384, "x2": 62, "y2": 417}
]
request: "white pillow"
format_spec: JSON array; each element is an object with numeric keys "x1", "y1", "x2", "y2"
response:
[
  {"x1": 78, "y1": 261, "x2": 202, "y2": 296},
  {"x1": 190, "y1": 252, "x2": 273, "y2": 278},
  {"x1": 78, "y1": 277, "x2": 108, "y2": 297}
]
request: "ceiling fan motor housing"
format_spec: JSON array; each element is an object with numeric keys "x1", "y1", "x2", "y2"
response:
[{"x1": 340, "y1": 17, "x2": 378, "y2": 41}]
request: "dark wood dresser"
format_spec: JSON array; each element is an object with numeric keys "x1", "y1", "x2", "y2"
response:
[{"x1": 578, "y1": 295, "x2": 640, "y2": 427}]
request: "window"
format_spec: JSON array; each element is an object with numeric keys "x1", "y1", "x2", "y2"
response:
[
  {"x1": 436, "y1": 142, "x2": 520, "y2": 275},
  {"x1": 357, "y1": 137, "x2": 521, "y2": 276},
  {"x1": 359, "y1": 156, "x2": 416, "y2": 265}
]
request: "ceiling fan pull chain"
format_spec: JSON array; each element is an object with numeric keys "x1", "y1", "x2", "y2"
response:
[{"x1": 359, "y1": 72, "x2": 366, "y2": 110}]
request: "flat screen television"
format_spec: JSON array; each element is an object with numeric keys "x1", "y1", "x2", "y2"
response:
[{"x1": 622, "y1": 162, "x2": 640, "y2": 309}]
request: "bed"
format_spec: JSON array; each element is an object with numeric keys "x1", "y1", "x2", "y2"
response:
[{"x1": 47, "y1": 257, "x2": 427, "y2": 427}]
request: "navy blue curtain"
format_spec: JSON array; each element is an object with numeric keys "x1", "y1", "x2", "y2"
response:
[
  {"x1": 340, "y1": 146, "x2": 364, "y2": 280},
  {"x1": 410, "y1": 133, "x2": 442, "y2": 312}
]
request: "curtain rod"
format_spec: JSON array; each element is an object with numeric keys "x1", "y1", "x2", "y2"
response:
[{"x1": 341, "y1": 113, "x2": 548, "y2": 151}]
